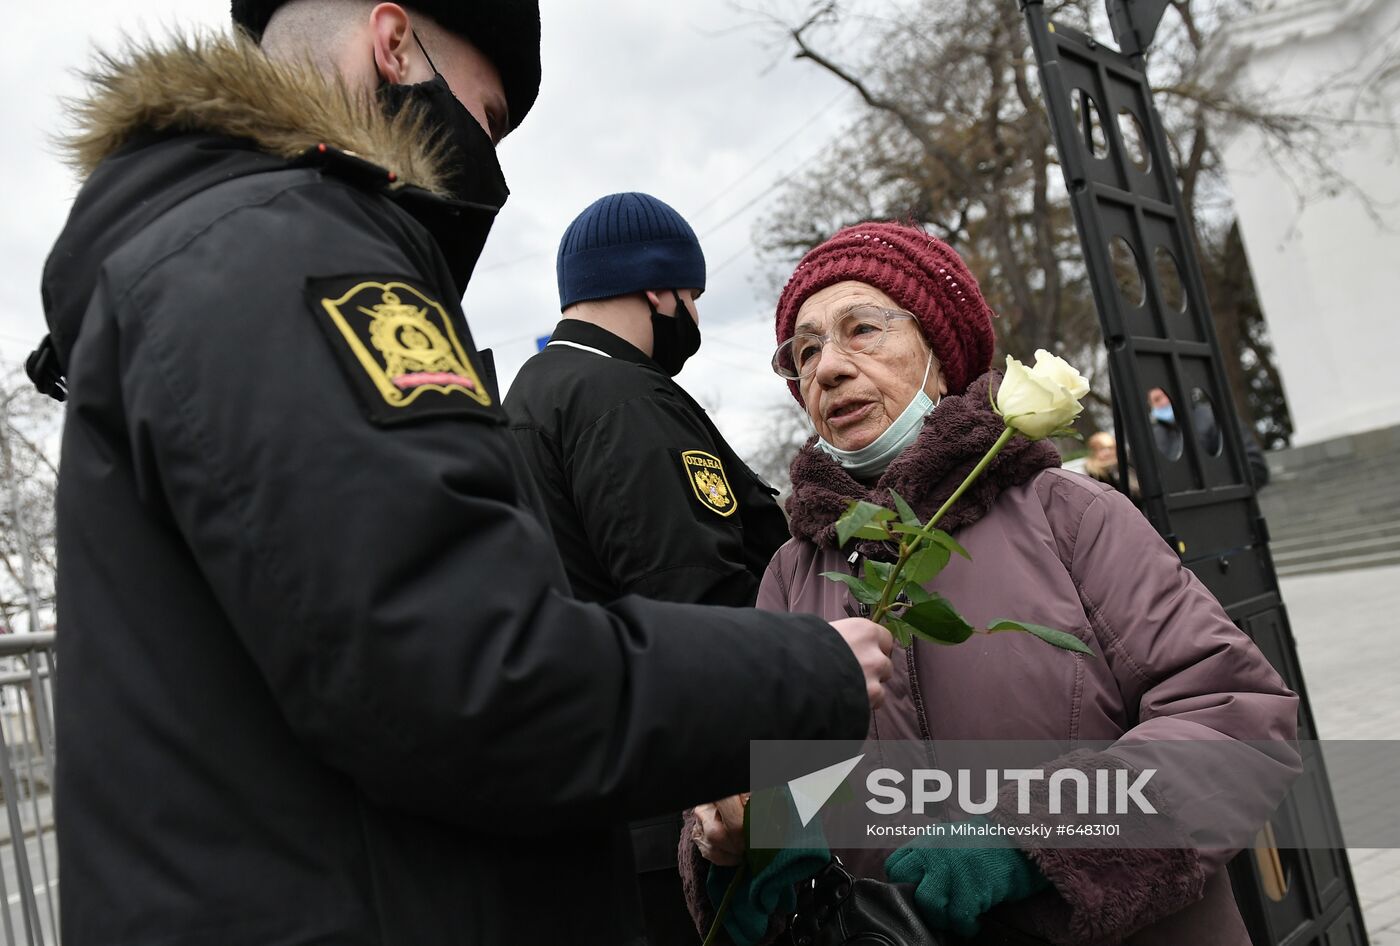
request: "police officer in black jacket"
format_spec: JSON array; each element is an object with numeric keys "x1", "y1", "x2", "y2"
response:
[
  {"x1": 506, "y1": 193, "x2": 794, "y2": 942},
  {"x1": 507, "y1": 193, "x2": 791, "y2": 608},
  {"x1": 33, "y1": 5, "x2": 894, "y2": 946}
]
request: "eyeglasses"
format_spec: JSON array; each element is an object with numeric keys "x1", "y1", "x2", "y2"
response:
[{"x1": 771, "y1": 306, "x2": 917, "y2": 381}]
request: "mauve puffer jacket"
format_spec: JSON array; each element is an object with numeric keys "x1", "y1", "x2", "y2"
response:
[{"x1": 680, "y1": 469, "x2": 1299, "y2": 946}]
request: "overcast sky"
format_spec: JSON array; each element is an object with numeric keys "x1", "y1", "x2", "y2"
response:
[{"x1": 0, "y1": 0, "x2": 880, "y2": 455}]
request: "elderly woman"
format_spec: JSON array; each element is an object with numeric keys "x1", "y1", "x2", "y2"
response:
[{"x1": 679, "y1": 223, "x2": 1299, "y2": 945}]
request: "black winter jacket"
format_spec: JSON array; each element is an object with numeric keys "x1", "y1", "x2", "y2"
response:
[{"x1": 505, "y1": 319, "x2": 791, "y2": 608}]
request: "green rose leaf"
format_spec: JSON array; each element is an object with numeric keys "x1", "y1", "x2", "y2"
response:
[
  {"x1": 904, "y1": 545, "x2": 951, "y2": 585},
  {"x1": 851, "y1": 523, "x2": 894, "y2": 541},
  {"x1": 836, "y1": 501, "x2": 897, "y2": 547},
  {"x1": 863, "y1": 559, "x2": 896, "y2": 586},
  {"x1": 902, "y1": 597, "x2": 974, "y2": 645},
  {"x1": 884, "y1": 616, "x2": 916, "y2": 648},
  {"x1": 987, "y1": 619, "x2": 1095, "y2": 656},
  {"x1": 889, "y1": 490, "x2": 920, "y2": 526},
  {"x1": 821, "y1": 571, "x2": 883, "y2": 605},
  {"x1": 902, "y1": 583, "x2": 934, "y2": 605},
  {"x1": 925, "y1": 529, "x2": 972, "y2": 560}
]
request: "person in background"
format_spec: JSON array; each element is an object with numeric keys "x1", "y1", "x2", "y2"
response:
[
  {"x1": 507, "y1": 192, "x2": 790, "y2": 608},
  {"x1": 505, "y1": 192, "x2": 793, "y2": 943},
  {"x1": 1084, "y1": 430, "x2": 1141, "y2": 500},
  {"x1": 1149, "y1": 386, "x2": 1270, "y2": 488}
]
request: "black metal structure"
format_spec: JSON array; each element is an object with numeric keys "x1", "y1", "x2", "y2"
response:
[{"x1": 1018, "y1": 2, "x2": 1368, "y2": 943}]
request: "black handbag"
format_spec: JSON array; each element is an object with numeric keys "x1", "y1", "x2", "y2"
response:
[
  {"x1": 786, "y1": 857, "x2": 944, "y2": 946},
  {"x1": 784, "y1": 858, "x2": 1052, "y2": 946}
]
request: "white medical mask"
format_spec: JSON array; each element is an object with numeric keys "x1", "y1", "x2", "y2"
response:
[{"x1": 817, "y1": 352, "x2": 938, "y2": 480}]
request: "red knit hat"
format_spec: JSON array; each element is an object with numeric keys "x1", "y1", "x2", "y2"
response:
[{"x1": 775, "y1": 222, "x2": 996, "y2": 402}]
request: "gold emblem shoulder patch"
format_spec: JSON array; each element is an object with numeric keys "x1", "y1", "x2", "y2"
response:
[
  {"x1": 307, "y1": 275, "x2": 499, "y2": 426},
  {"x1": 678, "y1": 449, "x2": 739, "y2": 518}
]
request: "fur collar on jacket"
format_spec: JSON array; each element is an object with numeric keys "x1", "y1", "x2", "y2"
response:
[
  {"x1": 786, "y1": 370, "x2": 1061, "y2": 554},
  {"x1": 62, "y1": 32, "x2": 451, "y2": 195}
]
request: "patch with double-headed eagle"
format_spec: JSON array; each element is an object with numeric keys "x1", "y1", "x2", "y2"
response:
[
  {"x1": 677, "y1": 449, "x2": 738, "y2": 518},
  {"x1": 308, "y1": 276, "x2": 498, "y2": 426}
]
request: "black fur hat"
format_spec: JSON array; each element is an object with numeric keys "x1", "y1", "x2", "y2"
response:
[{"x1": 232, "y1": 0, "x2": 541, "y2": 132}]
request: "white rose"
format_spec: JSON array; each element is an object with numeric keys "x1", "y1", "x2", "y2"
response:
[
  {"x1": 995, "y1": 353, "x2": 1087, "y2": 439},
  {"x1": 1029, "y1": 349, "x2": 1090, "y2": 401}
]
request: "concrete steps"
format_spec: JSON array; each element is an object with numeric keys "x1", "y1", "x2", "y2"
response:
[
  {"x1": 1269, "y1": 520, "x2": 1400, "y2": 550},
  {"x1": 1276, "y1": 547, "x2": 1400, "y2": 577},
  {"x1": 1260, "y1": 425, "x2": 1400, "y2": 577}
]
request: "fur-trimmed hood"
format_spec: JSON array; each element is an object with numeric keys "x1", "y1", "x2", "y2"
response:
[
  {"x1": 62, "y1": 31, "x2": 450, "y2": 195},
  {"x1": 41, "y1": 31, "x2": 504, "y2": 372}
]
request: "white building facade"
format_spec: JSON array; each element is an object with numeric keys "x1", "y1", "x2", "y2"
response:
[{"x1": 1206, "y1": 0, "x2": 1400, "y2": 446}]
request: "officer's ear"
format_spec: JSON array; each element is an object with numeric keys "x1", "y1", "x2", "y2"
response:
[
  {"x1": 368, "y1": 3, "x2": 416, "y2": 84},
  {"x1": 643, "y1": 290, "x2": 668, "y2": 313}
]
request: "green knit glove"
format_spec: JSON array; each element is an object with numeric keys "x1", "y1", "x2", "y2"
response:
[
  {"x1": 884, "y1": 841, "x2": 1051, "y2": 938},
  {"x1": 705, "y1": 788, "x2": 829, "y2": 946},
  {"x1": 706, "y1": 844, "x2": 829, "y2": 946}
]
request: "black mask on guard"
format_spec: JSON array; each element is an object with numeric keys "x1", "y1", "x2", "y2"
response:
[
  {"x1": 376, "y1": 35, "x2": 509, "y2": 210},
  {"x1": 376, "y1": 33, "x2": 510, "y2": 289},
  {"x1": 648, "y1": 290, "x2": 702, "y2": 377}
]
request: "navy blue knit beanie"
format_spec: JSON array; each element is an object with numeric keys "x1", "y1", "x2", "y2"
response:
[{"x1": 556, "y1": 193, "x2": 706, "y2": 310}]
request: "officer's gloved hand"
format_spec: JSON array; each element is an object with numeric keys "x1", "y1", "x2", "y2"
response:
[{"x1": 884, "y1": 836, "x2": 1051, "y2": 938}]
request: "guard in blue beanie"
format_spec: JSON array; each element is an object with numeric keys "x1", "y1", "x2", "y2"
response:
[
  {"x1": 505, "y1": 192, "x2": 793, "y2": 945},
  {"x1": 554, "y1": 192, "x2": 708, "y2": 375}
]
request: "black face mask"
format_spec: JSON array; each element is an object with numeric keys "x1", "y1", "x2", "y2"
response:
[
  {"x1": 376, "y1": 36, "x2": 510, "y2": 292},
  {"x1": 377, "y1": 72, "x2": 509, "y2": 210},
  {"x1": 648, "y1": 290, "x2": 702, "y2": 377}
]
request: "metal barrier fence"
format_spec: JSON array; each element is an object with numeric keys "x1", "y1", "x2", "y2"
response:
[{"x1": 0, "y1": 633, "x2": 56, "y2": 946}]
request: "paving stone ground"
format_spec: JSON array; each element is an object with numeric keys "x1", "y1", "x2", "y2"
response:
[{"x1": 1280, "y1": 563, "x2": 1400, "y2": 943}]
